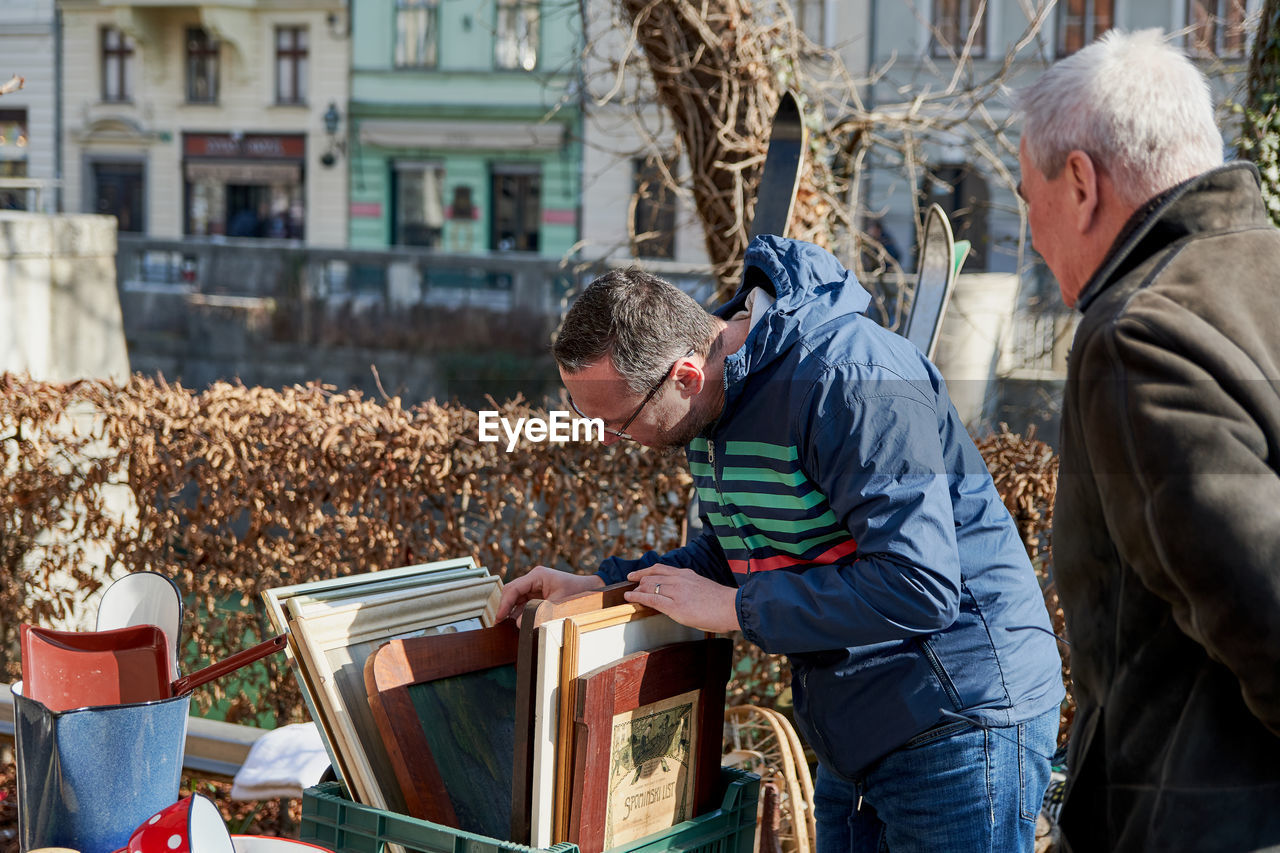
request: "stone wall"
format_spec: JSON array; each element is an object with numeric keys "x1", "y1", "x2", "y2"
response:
[
  {"x1": 0, "y1": 211, "x2": 129, "y2": 381},
  {"x1": 0, "y1": 211, "x2": 134, "y2": 629}
]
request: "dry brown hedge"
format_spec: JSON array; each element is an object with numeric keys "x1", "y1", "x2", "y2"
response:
[
  {"x1": 1, "y1": 374, "x2": 692, "y2": 724},
  {"x1": 1, "y1": 374, "x2": 1066, "y2": 734}
]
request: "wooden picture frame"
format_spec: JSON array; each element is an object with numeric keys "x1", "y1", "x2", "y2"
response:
[
  {"x1": 262, "y1": 557, "x2": 488, "y2": 789},
  {"x1": 553, "y1": 605, "x2": 713, "y2": 841},
  {"x1": 283, "y1": 572, "x2": 502, "y2": 812},
  {"x1": 263, "y1": 558, "x2": 485, "y2": 635},
  {"x1": 568, "y1": 638, "x2": 733, "y2": 853},
  {"x1": 510, "y1": 582, "x2": 636, "y2": 843},
  {"x1": 517, "y1": 596, "x2": 708, "y2": 846},
  {"x1": 365, "y1": 620, "x2": 520, "y2": 837}
]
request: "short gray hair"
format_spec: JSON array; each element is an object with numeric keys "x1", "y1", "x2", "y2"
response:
[
  {"x1": 1015, "y1": 29, "x2": 1223, "y2": 207},
  {"x1": 553, "y1": 268, "x2": 718, "y2": 392}
]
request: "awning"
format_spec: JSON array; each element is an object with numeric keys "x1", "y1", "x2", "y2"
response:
[{"x1": 358, "y1": 119, "x2": 565, "y2": 151}]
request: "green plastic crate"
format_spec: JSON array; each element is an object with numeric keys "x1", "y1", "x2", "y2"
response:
[{"x1": 299, "y1": 767, "x2": 760, "y2": 853}]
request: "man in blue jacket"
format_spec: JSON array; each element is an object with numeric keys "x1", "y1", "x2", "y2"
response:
[{"x1": 498, "y1": 236, "x2": 1064, "y2": 852}]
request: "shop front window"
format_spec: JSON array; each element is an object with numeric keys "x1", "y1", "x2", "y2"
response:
[
  {"x1": 495, "y1": 0, "x2": 539, "y2": 71},
  {"x1": 225, "y1": 184, "x2": 303, "y2": 239},
  {"x1": 102, "y1": 27, "x2": 135, "y2": 102},
  {"x1": 0, "y1": 110, "x2": 27, "y2": 151},
  {"x1": 392, "y1": 162, "x2": 446, "y2": 247},
  {"x1": 491, "y1": 165, "x2": 540, "y2": 252},
  {"x1": 187, "y1": 179, "x2": 303, "y2": 240},
  {"x1": 187, "y1": 177, "x2": 223, "y2": 236},
  {"x1": 186, "y1": 28, "x2": 220, "y2": 103}
]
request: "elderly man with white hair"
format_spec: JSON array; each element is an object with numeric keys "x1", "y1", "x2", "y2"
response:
[{"x1": 1016, "y1": 28, "x2": 1280, "y2": 852}]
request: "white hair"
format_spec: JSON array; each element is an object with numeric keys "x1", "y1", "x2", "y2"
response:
[{"x1": 1015, "y1": 29, "x2": 1224, "y2": 207}]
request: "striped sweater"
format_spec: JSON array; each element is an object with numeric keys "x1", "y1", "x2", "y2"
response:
[{"x1": 688, "y1": 438, "x2": 859, "y2": 576}]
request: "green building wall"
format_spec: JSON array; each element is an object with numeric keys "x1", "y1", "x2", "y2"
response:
[{"x1": 348, "y1": 0, "x2": 582, "y2": 257}]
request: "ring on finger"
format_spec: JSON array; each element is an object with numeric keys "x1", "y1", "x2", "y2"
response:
[{"x1": 655, "y1": 583, "x2": 662, "y2": 596}]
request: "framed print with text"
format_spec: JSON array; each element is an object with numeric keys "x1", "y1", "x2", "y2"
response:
[{"x1": 568, "y1": 638, "x2": 733, "y2": 853}]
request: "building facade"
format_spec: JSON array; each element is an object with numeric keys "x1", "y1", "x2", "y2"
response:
[
  {"x1": 575, "y1": 0, "x2": 711, "y2": 266},
  {"x1": 822, "y1": 0, "x2": 1257, "y2": 276},
  {"x1": 0, "y1": 0, "x2": 58, "y2": 213},
  {"x1": 814, "y1": 0, "x2": 1259, "y2": 437},
  {"x1": 578, "y1": 0, "x2": 1258, "y2": 270},
  {"x1": 347, "y1": 0, "x2": 582, "y2": 258},
  {"x1": 59, "y1": 0, "x2": 350, "y2": 245}
]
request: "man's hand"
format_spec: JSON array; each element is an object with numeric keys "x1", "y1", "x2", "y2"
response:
[
  {"x1": 496, "y1": 565, "x2": 605, "y2": 623},
  {"x1": 625, "y1": 565, "x2": 740, "y2": 634}
]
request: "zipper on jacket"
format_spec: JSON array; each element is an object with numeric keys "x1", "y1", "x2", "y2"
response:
[
  {"x1": 707, "y1": 438, "x2": 752, "y2": 576},
  {"x1": 918, "y1": 638, "x2": 963, "y2": 709}
]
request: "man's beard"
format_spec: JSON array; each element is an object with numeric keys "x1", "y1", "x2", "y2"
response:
[{"x1": 654, "y1": 382, "x2": 724, "y2": 454}]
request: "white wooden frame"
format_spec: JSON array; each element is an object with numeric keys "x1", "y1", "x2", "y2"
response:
[
  {"x1": 528, "y1": 606, "x2": 706, "y2": 846},
  {"x1": 261, "y1": 559, "x2": 498, "y2": 811},
  {"x1": 288, "y1": 574, "x2": 502, "y2": 812}
]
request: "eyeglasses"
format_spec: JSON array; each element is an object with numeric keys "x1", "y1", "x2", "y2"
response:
[{"x1": 568, "y1": 350, "x2": 694, "y2": 441}]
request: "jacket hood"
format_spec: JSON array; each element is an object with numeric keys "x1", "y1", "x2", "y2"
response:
[{"x1": 718, "y1": 236, "x2": 872, "y2": 380}]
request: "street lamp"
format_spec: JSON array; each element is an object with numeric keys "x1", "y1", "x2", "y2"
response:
[{"x1": 320, "y1": 101, "x2": 346, "y2": 168}]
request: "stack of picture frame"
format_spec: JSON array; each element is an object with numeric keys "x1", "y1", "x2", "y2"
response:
[
  {"x1": 510, "y1": 584, "x2": 730, "y2": 850},
  {"x1": 262, "y1": 557, "x2": 503, "y2": 814},
  {"x1": 266, "y1": 564, "x2": 734, "y2": 852}
]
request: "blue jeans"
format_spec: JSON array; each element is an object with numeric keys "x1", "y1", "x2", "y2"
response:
[{"x1": 814, "y1": 707, "x2": 1057, "y2": 853}]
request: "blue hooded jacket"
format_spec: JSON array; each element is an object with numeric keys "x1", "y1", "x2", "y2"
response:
[{"x1": 598, "y1": 236, "x2": 1064, "y2": 777}]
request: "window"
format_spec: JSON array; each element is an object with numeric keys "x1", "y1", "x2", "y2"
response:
[
  {"x1": 392, "y1": 162, "x2": 446, "y2": 247},
  {"x1": 924, "y1": 163, "x2": 989, "y2": 271},
  {"x1": 102, "y1": 27, "x2": 135, "y2": 102},
  {"x1": 395, "y1": 0, "x2": 438, "y2": 68},
  {"x1": 1187, "y1": 0, "x2": 1247, "y2": 57},
  {"x1": 631, "y1": 156, "x2": 676, "y2": 260},
  {"x1": 275, "y1": 27, "x2": 308, "y2": 104},
  {"x1": 793, "y1": 0, "x2": 827, "y2": 45},
  {"x1": 186, "y1": 28, "x2": 220, "y2": 103},
  {"x1": 495, "y1": 0, "x2": 539, "y2": 71},
  {"x1": 491, "y1": 164, "x2": 541, "y2": 252},
  {"x1": 0, "y1": 109, "x2": 28, "y2": 150},
  {"x1": 0, "y1": 112, "x2": 27, "y2": 208},
  {"x1": 1056, "y1": 0, "x2": 1113, "y2": 56},
  {"x1": 932, "y1": 0, "x2": 987, "y2": 58},
  {"x1": 0, "y1": 109, "x2": 29, "y2": 210},
  {"x1": 0, "y1": 161, "x2": 28, "y2": 212},
  {"x1": 93, "y1": 162, "x2": 146, "y2": 233}
]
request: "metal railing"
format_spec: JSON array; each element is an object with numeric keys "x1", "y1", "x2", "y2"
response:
[
  {"x1": 116, "y1": 235, "x2": 719, "y2": 316},
  {"x1": 0, "y1": 178, "x2": 60, "y2": 215}
]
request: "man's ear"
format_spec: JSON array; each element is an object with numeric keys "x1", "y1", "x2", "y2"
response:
[
  {"x1": 673, "y1": 356, "x2": 705, "y2": 397},
  {"x1": 1064, "y1": 149, "x2": 1100, "y2": 233}
]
